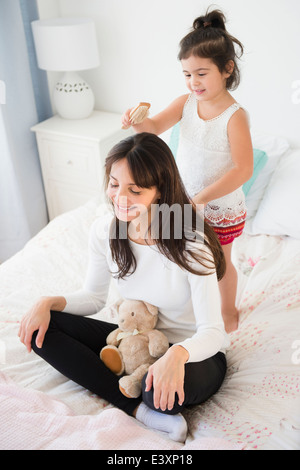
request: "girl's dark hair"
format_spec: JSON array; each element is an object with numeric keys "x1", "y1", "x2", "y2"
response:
[
  {"x1": 178, "y1": 8, "x2": 244, "y2": 90},
  {"x1": 105, "y1": 132, "x2": 225, "y2": 280}
]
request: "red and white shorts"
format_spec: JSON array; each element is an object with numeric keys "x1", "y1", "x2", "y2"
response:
[{"x1": 206, "y1": 212, "x2": 247, "y2": 246}]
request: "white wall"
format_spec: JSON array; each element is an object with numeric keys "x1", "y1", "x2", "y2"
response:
[{"x1": 37, "y1": 0, "x2": 300, "y2": 147}]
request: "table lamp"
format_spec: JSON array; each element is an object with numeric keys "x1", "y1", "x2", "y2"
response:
[{"x1": 31, "y1": 18, "x2": 100, "y2": 119}]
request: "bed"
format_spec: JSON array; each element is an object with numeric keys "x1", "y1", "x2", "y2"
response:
[{"x1": 0, "y1": 132, "x2": 299, "y2": 450}]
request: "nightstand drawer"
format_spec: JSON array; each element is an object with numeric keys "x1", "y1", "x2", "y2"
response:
[
  {"x1": 46, "y1": 179, "x2": 100, "y2": 219},
  {"x1": 40, "y1": 138, "x2": 100, "y2": 185}
]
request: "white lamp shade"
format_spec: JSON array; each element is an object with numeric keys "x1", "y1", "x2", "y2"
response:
[{"x1": 31, "y1": 18, "x2": 100, "y2": 71}]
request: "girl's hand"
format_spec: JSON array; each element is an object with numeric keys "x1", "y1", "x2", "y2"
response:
[
  {"x1": 145, "y1": 345, "x2": 189, "y2": 411},
  {"x1": 192, "y1": 191, "x2": 208, "y2": 208},
  {"x1": 18, "y1": 297, "x2": 58, "y2": 352},
  {"x1": 121, "y1": 108, "x2": 133, "y2": 129}
]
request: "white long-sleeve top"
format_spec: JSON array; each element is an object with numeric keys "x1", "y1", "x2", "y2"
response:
[{"x1": 63, "y1": 213, "x2": 230, "y2": 363}]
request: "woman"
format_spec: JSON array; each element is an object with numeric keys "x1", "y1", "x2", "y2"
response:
[{"x1": 19, "y1": 133, "x2": 229, "y2": 442}]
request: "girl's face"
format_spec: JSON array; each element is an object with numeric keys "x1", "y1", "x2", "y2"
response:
[
  {"x1": 106, "y1": 158, "x2": 161, "y2": 223},
  {"x1": 181, "y1": 55, "x2": 232, "y2": 102}
]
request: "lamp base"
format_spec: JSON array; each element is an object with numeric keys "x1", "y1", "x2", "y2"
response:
[{"x1": 53, "y1": 71, "x2": 95, "y2": 119}]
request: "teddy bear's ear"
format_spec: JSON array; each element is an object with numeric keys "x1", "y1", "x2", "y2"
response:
[
  {"x1": 110, "y1": 298, "x2": 123, "y2": 318},
  {"x1": 144, "y1": 302, "x2": 158, "y2": 316},
  {"x1": 115, "y1": 298, "x2": 123, "y2": 308}
]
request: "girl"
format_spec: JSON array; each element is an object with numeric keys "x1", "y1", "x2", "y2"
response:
[
  {"x1": 122, "y1": 9, "x2": 253, "y2": 332},
  {"x1": 19, "y1": 133, "x2": 229, "y2": 443}
]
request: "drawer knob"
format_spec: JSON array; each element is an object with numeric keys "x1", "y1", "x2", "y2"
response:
[{"x1": 67, "y1": 160, "x2": 73, "y2": 165}]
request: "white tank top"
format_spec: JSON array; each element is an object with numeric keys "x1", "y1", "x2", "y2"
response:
[{"x1": 176, "y1": 93, "x2": 246, "y2": 226}]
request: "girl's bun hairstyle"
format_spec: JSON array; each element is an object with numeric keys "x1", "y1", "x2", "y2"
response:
[
  {"x1": 179, "y1": 8, "x2": 244, "y2": 90},
  {"x1": 193, "y1": 9, "x2": 226, "y2": 31}
]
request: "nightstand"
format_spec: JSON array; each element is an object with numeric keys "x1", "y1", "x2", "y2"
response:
[{"x1": 31, "y1": 110, "x2": 132, "y2": 220}]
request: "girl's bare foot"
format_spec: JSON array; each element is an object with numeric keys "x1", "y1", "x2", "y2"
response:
[{"x1": 222, "y1": 308, "x2": 239, "y2": 333}]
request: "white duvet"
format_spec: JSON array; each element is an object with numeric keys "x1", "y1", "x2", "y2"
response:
[{"x1": 0, "y1": 198, "x2": 299, "y2": 450}]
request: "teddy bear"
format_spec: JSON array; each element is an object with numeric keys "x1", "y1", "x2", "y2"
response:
[{"x1": 100, "y1": 298, "x2": 169, "y2": 399}]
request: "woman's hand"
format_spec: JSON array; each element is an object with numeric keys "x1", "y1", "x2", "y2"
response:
[
  {"x1": 145, "y1": 345, "x2": 189, "y2": 411},
  {"x1": 18, "y1": 296, "x2": 66, "y2": 352}
]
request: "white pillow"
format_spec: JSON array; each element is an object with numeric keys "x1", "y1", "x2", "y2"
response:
[
  {"x1": 251, "y1": 149, "x2": 300, "y2": 238},
  {"x1": 244, "y1": 131, "x2": 290, "y2": 234},
  {"x1": 246, "y1": 131, "x2": 290, "y2": 218}
]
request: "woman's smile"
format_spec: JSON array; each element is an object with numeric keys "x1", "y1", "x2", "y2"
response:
[
  {"x1": 113, "y1": 199, "x2": 137, "y2": 212},
  {"x1": 112, "y1": 196, "x2": 137, "y2": 213}
]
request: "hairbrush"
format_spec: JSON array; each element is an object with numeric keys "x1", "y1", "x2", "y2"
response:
[{"x1": 122, "y1": 102, "x2": 151, "y2": 129}]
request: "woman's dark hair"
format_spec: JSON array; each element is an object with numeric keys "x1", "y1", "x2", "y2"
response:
[
  {"x1": 178, "y1": 8, "x2": 244, "y2": 90},
  {"x1": 105, "y1": 132, "x2": 225, "y2": 280}
]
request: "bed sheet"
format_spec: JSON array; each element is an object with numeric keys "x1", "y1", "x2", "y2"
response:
[
  {"x1": 188, "y1": 230, "x2": 300, "y2": 450},
  {"x1": 0, "y1": 198, "x2": 299, "y2": 450}
]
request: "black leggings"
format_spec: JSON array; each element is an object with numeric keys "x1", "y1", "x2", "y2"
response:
[{"x1": 31, "y1": 311, "x2": 227, "y2": 416}]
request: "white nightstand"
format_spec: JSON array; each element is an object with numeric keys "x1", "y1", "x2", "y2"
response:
[{"x1": 31, "y1": 110, "x2": 132, "y2": 220}]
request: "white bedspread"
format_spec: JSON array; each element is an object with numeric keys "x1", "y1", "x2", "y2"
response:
[{"x1": 0, "y1": 198, "x2": 299, "y2": 450}]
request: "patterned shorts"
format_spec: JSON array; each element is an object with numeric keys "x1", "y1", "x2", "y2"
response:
[{"x1": 206, "y1": 213, "x2": 247, "y2": 246}]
